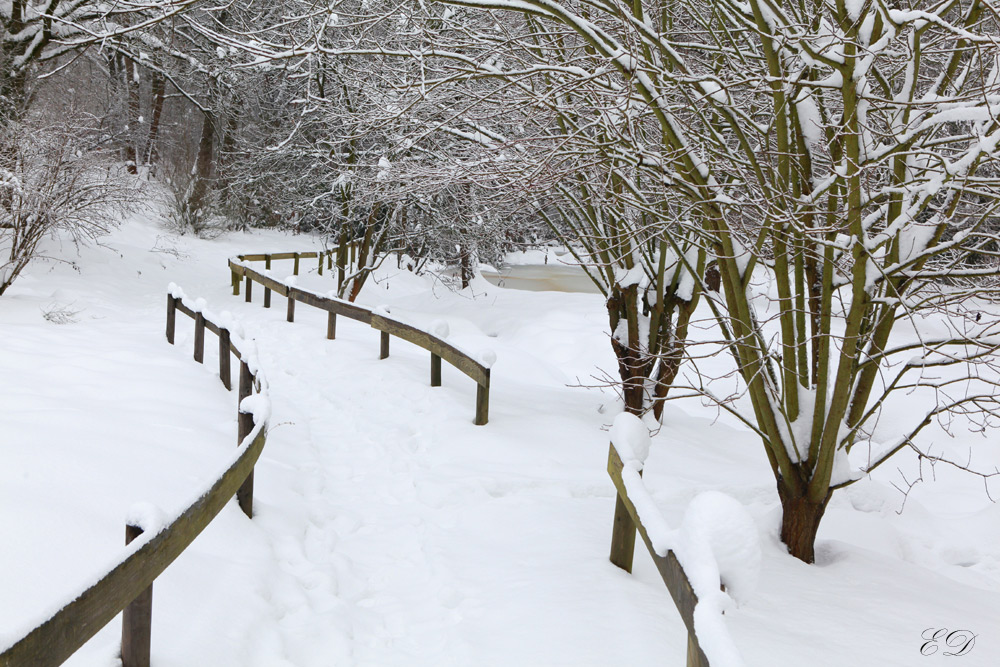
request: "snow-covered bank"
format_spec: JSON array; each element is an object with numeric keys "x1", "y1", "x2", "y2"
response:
[{"x1": 2, "y1": 211, "x2": 999, "y2": 665}]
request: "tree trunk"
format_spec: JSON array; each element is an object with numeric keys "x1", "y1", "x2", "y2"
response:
[
  {"x1": 607, "y1": 284, "x2": 648, "y2": 415},
  {"x1": 0, "y1": 71, "x2": 26, "y2": 127},
  {"x1": 217, "y1": 108, "x2": 239, "y2": 205},
  {"x1": 123, "y1": 57, "x2": 141, "y2": 174},
  {"x1": 347, "y1": 204, "x2": 381, "y2": 302},
  {"x1": 778, "y1": 482, "x2": 832, "y2": 564},
  {"x1": 185, "y1": 111, "x2": 216, "y2": 223},
  {"x1": 145, "y1": 73, "x2": 166, "y2": 167},
  {"x1": 459, "y1": 244, "x2": 474, "y2": 289},
  {"x1": 337, "y1": 221, "x2": 350, "y2": 292}
]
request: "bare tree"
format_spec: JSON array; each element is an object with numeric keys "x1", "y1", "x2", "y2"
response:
[
  {"x1": 1, "y1": 118, "x2": 136, "y2": 295},
  {"x1": 408, "y1": 0, "x2": 1000, "y2": 562},
  {"x1": 0, "y1": 0, "x2": 209, "y2": 292},
  {"x1": 202, "y1": 2, "x2": 534, "y2": 297}
]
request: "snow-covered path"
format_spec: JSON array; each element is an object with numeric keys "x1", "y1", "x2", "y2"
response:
[
  {"x1": 201, "y1": 261, "x2": 680, "y2": 666},
  {"x1": 3, "y1": 217, "x2": 1000, "y2": 666}
]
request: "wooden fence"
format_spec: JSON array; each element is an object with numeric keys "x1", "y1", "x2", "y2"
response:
[
  {"x1": 228, "y1": 251, "x2": 491, "y2": 425},
  {"x1": 0, "y1": 291, "x2": 269, "y2": 667},
  {"x1": 607, "y1": 444, "x2": 713, "y2": 667}
]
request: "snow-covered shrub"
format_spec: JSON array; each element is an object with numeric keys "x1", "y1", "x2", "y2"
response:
[{"x1": 0, "y1": 120, "x2": 136, "y2": 296}]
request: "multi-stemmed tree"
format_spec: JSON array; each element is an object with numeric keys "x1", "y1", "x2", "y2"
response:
[{"x1": 418, "y1": 0, "x2": 1000, "y2": 561}]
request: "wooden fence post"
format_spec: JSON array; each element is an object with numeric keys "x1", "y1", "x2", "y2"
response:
[
  {"x1": 430, "y1": 353, "x2": 442, "y2": 387},
  {"x1": 237, "y1": 361, "x2": 255, "y2": 518},
  {"x1": 193, "y1": 312, "x2": 205, "y2": 364},
  {"x1": 245, "y1": 275, "x2": 253, "y2": 303},
  {"x1": 380, "y1": 331, "x2": 390, "y2": 359},
  {"x1": 687, "y1": 635, "x2": 709, "y2": 667},
  {"x1": 286, "y1": 294, "x2": 295, "y2": 323},
  {"x1": 318, "y1": 253, "x2": 324, "y2": 276},
  {"x1": 293, "y1": 253, "x2": 300, "y2": 275},
  {"x1": 327, "y1": 312, "x2": 336, "y2": 340},
  {"x1": 121, "y1": 524, "x2": 152, "y2": 667},
  {"x1": 328, "y1": 251, "x2": 333, "y2": 269},
  {"x1": 264, "y1": 255, "x2": 272, "y2": 308},
  {"x1": 475, "y1": 377, "x2": 490, "y2": 426},
  {"x1": 609, "y1": 489, "x2": 638, "y2": 572},
  {"x1": 166, "y1": 295, "x2": 176, "y2": 344},
  {"x1": 231, "y1": 270, "x2": 240, "y2": 296},
  {"x1": 219, "y1": 328, "x2": 232, "y2": 390}
]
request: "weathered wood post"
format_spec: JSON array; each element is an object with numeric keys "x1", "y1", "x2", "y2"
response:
[
  {"x1": 166, "y1": 295, "x2": 176, "y2": 344},
  {"x1": 193, "y1": 311, "x2": 206, "y2": 364},
  {"x1": 687, "y1": 636, "x2": 709, "y2": 667},
  {"x1": 245, "y1": 274, "x2": 253, "y2": 303},
  {"x1": 219, "y1": 328, "x2": 232, "y2": 390},
  {"x1": 318, "y1": 253, "x2": 324, "y2": 276},
  {"x1": 328, "y1": 251, "x2": 333, "y2": 269},
  {"x1": 605, "y1": 447, "x2": 712, "y2": 667},
  {"x1": 430, "y1": 353, "x2": 442, "y2": 387},
  {"x1": 237, "y1": 361, "x2": 255, "y2": 518},
  {"x1": 286, "y1": 294, "x2": 295, "y2": 323},
  {"x1": 475, "y1": 374, "x2": 490, "y2": 426},
  {"x1": 609, "y1": 477, "x2": 638, "y2": 572},
  {"x1": 380, "y1": 332, "x2": 390, "y2": 359},
  {"x1": 293, "y1": 253, "x2": 300, "y2": 276},
  {"x1": 121, "y1": 524, "x2": 152, "y2": 667},
  {"x1": 263, "y1": 255, "x2": 272, "y2": 308},
  {"x1": 231, "y1": 270, "x2": 240, "y2": 296},
  {"x1": 327, "y1": 312, "x2": 337, "y2": 340}
]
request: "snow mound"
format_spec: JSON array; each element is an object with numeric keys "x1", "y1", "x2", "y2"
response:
[
  {"x1": 430, "y1": 319, "x2": 450, "y2": 339},
  {"x1": 676, "y1": 491, "x2": 760, "y2": 606},
  {"x1": 239, "y1": 394, "x2": 271, "y2": 425},
  {"x1": 611, "y1": 412, "x2": 650, "y2": 467},
  {"x1": 125, "y1": 502, "x2": 167, "y2": 536},
  {"x1": 674, "y1": 492, "x2": 760, "y2": 667}
]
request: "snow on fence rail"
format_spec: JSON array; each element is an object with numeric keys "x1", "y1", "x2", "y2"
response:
[
  {"x1": 229, "y1": 251, "x2": 492, "y2": 425},
  {"x1": 0, "y1": 289, "x2": 270, "y2": 667},
  {"x1": 607, "y1": 414, "x2": 759, "y2": 667}
]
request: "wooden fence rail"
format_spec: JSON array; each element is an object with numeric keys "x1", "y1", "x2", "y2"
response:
[
  {"x1": 229, "y1": 252, "x2": 491, "y2": 425},
  {"x1": 607, "y1": 444, "x2": 712, "y2": 667},
  {"x1": 0, "y1": 291, "x2": 269, "y2": 667}
]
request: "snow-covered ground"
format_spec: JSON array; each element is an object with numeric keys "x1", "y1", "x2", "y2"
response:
[{"x1": 2, "y1": 208, "x2": 999, "y2": 666}]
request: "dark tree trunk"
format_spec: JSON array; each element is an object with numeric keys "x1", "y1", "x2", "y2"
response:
[
  {"x1": 337, "y1": 220, "x2": 350, "y2": 293},
  {"x1": 185, "y1": 111, "x2": 216, "y2": 220},
  {"x1": 778, "y1": 481, "x2": 832, "y2": 564},
  {"x1": 123, "y1": 57, "x2": 141, "y2": 174},
  {"x1": 607, "y1": 284, "x2": 649, "y2": 415},
  {"x1": 217, "y1": 109, "x2": 239, "y2": 204},
  {"x1": 145, "y1": 73, "x2": 166, "y2": 167},
  {"x1": 0, "y1": 71, "x2": 26, "y2": 126},
  {"x1": 459, "y1": 244, "x2": 474, "y2": 289},
  {"x1": 2, "y1": 2, "x2": 34, "y2": 124},
  {"x1": 650, "y1": 348, "x2": 682, "y2": 421}
]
